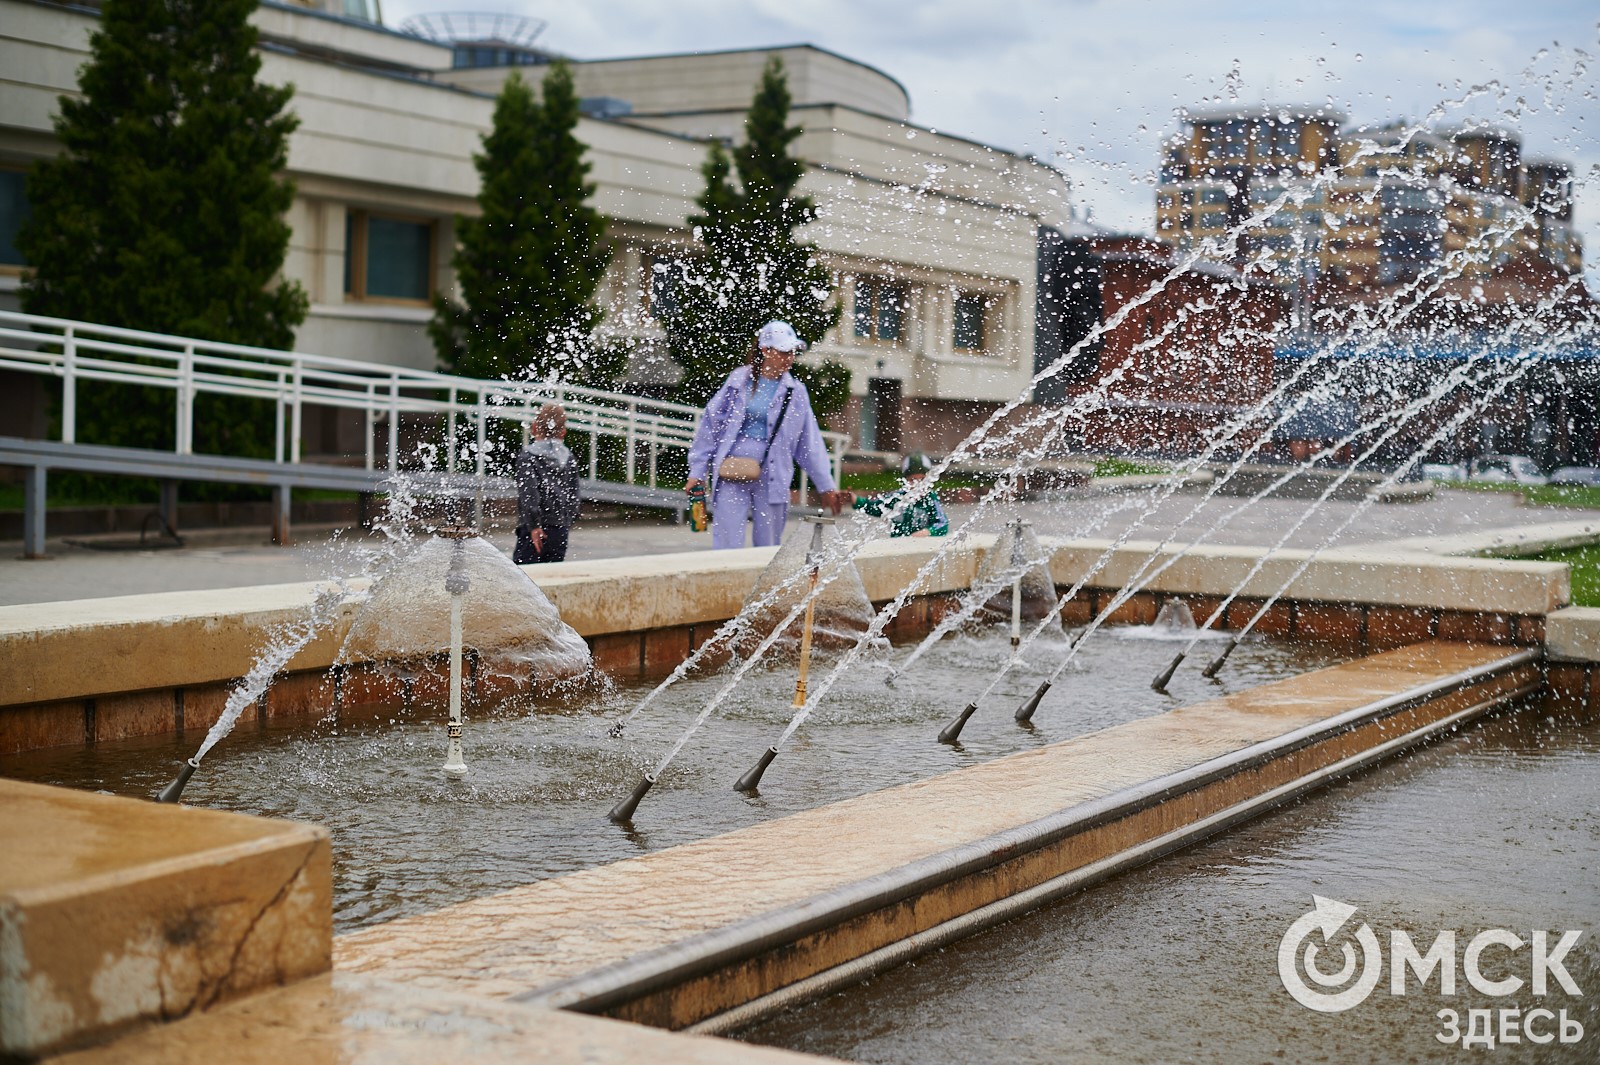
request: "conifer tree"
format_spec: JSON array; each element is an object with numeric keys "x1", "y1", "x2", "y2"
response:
[
  {"x1": 431, "y1": 63, "x2": 612, "y2": 383},
  {"x1": 667, "y1": 56, "x2": 845, "y2": 409},
  {"x1": 18, "y1": 0, "x2": 307, "y2": 460}
]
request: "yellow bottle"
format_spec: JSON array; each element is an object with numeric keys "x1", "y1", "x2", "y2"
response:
[{"x1": 689, "y1": 483, "x2": 708, "y2": 532}]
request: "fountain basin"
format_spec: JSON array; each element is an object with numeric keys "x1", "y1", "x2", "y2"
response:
[
  {"x1": 331, "y1": 642, "x2": 1537, "y2": 1030},
  {"x1": 0, "y1": 537, "x2": 1568, "y2": 756},
  {"x1": 0, "y1": 530, "x2": 1591, "y2": 1062},
  {"x1": 0, "y1": 779, "x2": 330, "y2": 1060}
]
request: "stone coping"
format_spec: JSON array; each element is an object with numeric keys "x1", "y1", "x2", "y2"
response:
[
  {"x1": 49, "y1": 973, "x2": 840, "y2": 1065},
  {"x1": 334, "y1": 642, "x2": 1531, "y2": 1013},
  {"x1": 0, "y1": 533, "x2": 1567, "y2": 709},
  {"x1": 0, "y1": 780, "x2": 332, "y2": 1060},
  {"x1": 1544, "y1": 606, "x2": 1600, "y2": 661},
  {"x1": 1050, "y1": 539, "x2": 1567, "y2": 614},
  {"x1": 1375, "y1": 516, "x2": 1600, "y2": 557}
]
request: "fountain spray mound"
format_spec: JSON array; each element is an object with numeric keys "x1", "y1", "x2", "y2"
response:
[
  {"x1": 342, "y1": 534, "x2": 591, "y2": 682},
  {"x1": 734, "y1": 517, "x2": 877, "y2": 657}
]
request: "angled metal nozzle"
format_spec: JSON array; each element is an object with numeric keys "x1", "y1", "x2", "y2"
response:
[
  {"x1": 607, "y1": 772, "x2": 656, "y2": 824},
  {"x1": 1014, "y1": 680, "x2": 1052, "y2": 723},
  {"x1": 1151, "y1": 651, "x2": 1185, "y2": 693},
  {"x1": 735, "y1": 746, "x2": 781, "y2": 794},
  {"x1": 1201, "y1": 638, "x2": 1239, "y2": 679},
  {"x1": 938, "y1": 701, "x2": 980, "y2": 744},
  {"x1": 155, "y1": 757, "x2": 201, "y2": 804}
]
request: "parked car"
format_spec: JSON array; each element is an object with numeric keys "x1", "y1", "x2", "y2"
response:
[
  {"x1": 1419, "y1": 462, "x2": 1468, "y2": 482},
  {"x1": 1467, "y1": 455, "x2": 1548, "y2": 485},
  {"x1": 1547, "y1": 465, "x2": 1600, "y2": 487}
]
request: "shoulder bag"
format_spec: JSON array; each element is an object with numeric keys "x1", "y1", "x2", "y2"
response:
[{"x1": 717, "y1": 386, "x2": 793, "y2": 482}]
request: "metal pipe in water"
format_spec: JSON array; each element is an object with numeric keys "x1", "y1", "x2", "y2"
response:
[
  {"x1": 1151, "y1": 651, "x2": 1185, "y2": 693},
  {"x1": 1011, "y1": 576, "x2": 1022, "y2": 649},
  {"x1": 736, "y1": 562, "x2": 819, "y2": 794},
  {"x1": 155, "y1": 757, "x2": 200, "y2": 804},
  {"x1": 1014, "y1": 679, "x2": 1052, "y2": 723},
  {"x1": 608, "y1": 772, "x2": 656, "y2": 823},
  {"x1": 442, "y1": 538, "x2": 470, "y2": 778},
  {"x1": 1202, "y1": 637, "x2": 1239, "y2": 678},
  {"x1": 938, "y1": 701, "x2": 980, "y2": 745}
]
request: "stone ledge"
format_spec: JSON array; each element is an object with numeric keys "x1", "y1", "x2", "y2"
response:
[
  {"x1": 49, "y1": 972, "x2": 840, "y2": 1065},
  {"x1": 0, "y1": 534, "x2": 1570, "y2": 715},
  {"x1": 0, "y1": 779, "x2": 331, "y2": 1060},
  {"x1": 1544, "y1": 606, "x2": 1600, "y2": 661}
]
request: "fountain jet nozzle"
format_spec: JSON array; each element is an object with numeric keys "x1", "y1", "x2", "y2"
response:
[
  {"x1": 1014, "y1": 680, "x2": 1051, "y2": 723},
  {"x1": 1201, "y1": 638, "x2": 1239, "y2": 679},
  {"x1": 735, "y1": 746, "x2": 781, "y2": 794},
  {"x1": 155, "y1": 757, "x2": 201, "y2": 804},
  {"x1": 442, "y1": 536, "x2": 471, "y2": 778},
  {"x1": 608, "y1": 772, "x2": 656, "y2": 823},
  {"x1": 938, "y1": 701, "x2": 979, "y2": 745},
  {"x1": 1151, "y1": 651, "x2": 1185, "y2": 693}
]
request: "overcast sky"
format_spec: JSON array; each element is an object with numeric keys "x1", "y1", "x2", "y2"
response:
[{"x1": 381, "y1": 0, "x2": 1600, "y2": 290}]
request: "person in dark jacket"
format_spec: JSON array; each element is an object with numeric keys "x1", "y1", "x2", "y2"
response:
[
  {"x1": 514, "y1": 403, "x2": 580, "y2": 564},
  {"x1": 854, "y1": 452, "x2": 950, "y2": 537}
]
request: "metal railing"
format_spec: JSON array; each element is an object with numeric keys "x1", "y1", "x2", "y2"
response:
[{"x1": 0, "y1": 308, "x2": 848, "y2": 494}]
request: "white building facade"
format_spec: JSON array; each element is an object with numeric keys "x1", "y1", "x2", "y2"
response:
[{"x1": 0, "y1": 0, "x2": 1073, "y2": 451}]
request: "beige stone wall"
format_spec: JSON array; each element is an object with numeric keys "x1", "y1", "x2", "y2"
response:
[
  {"x1": 442, "y1": 45, "x2": 912, "y2": 123},
  {"x1": 0, "y1": 0, "x2": 1064, "y2": 409}
]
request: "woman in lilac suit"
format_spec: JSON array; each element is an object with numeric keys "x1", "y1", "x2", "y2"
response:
[{"x1": 685, "y1": 320, "x2": 848, "y2": 549}]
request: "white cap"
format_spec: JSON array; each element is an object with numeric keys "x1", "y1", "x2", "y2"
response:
[{"x1": 756, "y1": 320, "x2": 806, "y2": 352}]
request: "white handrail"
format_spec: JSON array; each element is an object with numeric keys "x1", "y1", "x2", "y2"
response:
[{"x1": 0, "y1": 308, "x2": 851, "y2": 491}]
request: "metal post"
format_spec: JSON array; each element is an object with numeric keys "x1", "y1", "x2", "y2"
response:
[
  {"x1": 290, "y1": 362, "x2": 303, "y2": 464},
  {"x1": 61, "y1": 328, "x2": 76, "y2": 444},
  {"x1": 160, "y1": 480, "x2": 178, "y2": 534},
  {"x1": 447, "y1": 387, "x2": 458, "y2": 473},
  {"x1": 475, "y1": 395, "x2": 487, "y2": 530},
  {"x1": 177, "y1": 344, "x2": 195, "y2": 455},
  {"x1": 388, "y1": 375, "x2": 400, "y2": 471},
  {"x1": 272, "y1": 485, "x2": 292, "y2": 546},
  {"x1": 23, "y1": 464, "x2": 47, "y2": 559},
  {"x1": 365, "y1": 383, "x2": 376, "y2": 471},
  {"x1": 274, "y1": 372, "x2": 286, "y2": 464},
  {"x1": 626, "y1": 400, "x2": 637, "y2": 484}
]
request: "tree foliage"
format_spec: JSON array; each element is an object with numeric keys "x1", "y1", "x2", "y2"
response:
[
  {"x1": 17, "y1": 0, "x2": 307, "y2": 463},
  {"x1": 431, "y1": 63, "x2": 612, "y2": 384},
  {"x1": 666, "y1": 56, "x2": 847, "y2": 406}
]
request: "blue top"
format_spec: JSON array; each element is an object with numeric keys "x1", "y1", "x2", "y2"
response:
[{"x1": 739, "y1": 375, "x2": 781, "y2": 441}]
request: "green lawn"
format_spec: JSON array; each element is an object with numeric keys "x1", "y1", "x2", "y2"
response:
[
  {"x1": 1445, "y1": 480, "x2": 1600, "y2": 509},
  {"x1": 1091, "y1": 457, "x2": 1170, "y2": 478},
  {"x1": 1522, "y1": 542, "x2": 1600, "y2": 606}
]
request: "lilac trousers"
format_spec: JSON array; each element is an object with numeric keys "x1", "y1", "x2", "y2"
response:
[{"x1": 711, "y1": 478, "x2": 789, "y2": 549}]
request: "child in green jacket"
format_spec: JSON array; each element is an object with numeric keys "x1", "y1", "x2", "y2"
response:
[{"x1": 855, "y1": 453, "x2": 950, "y2": 537}]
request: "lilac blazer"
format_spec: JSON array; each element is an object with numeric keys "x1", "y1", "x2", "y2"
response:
[{"x1": 687, "y1": 366, "x2": 838, "y2": 506}]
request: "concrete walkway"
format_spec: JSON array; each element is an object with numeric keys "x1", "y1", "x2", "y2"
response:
[{"x1": 2, "y1": 487, "x2": 1595, "y2": 607}]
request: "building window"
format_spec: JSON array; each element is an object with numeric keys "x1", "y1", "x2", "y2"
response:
[
  {"x1": 0, "y1": 168, "x2": 30, "y2": 267},
  {"x1": 345, "y1": 209, "x2": 433, "y2": 302},
  {"x1": 647, "y1": 255, "x2": 681, "y2": 320},
  {"x1": 1274, "y1": 121, "x2": 1300, "y2": 160},
  {"x1": 953, "y1": 292, "x2": 990, "y2": 351},
  {"x1": 853, "y1": 276, "x2": 908, "y2": 342}
]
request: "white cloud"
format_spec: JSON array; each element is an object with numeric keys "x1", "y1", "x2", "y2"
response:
[{"x1": 383, "y1": 0, "x2": 1600, "y2": 289}]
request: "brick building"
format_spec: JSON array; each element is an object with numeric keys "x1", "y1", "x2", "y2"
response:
[{"x1": 1034, "y1": 233, "x2": 1285, "y2": 456}]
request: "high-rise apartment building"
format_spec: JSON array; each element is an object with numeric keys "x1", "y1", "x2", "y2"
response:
[{"x1": 1155, "y1": 107, "x2": 1583, "y2": 296}]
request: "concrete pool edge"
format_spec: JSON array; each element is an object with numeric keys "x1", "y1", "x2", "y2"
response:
[
  {"x1": 0, "y1": 534, "x2": 1571, "y2": 755},
  {"x1": 485, "y1": 644, "x2": 1539, "y2": 1030}
]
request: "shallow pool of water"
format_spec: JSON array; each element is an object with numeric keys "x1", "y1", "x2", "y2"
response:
[
  {"x1": 736, "y1": 703, "x2": 1600, "y2": 1064},
  {"x1": 0, "y1": 627, "x2": 1337, "y2": 931}
]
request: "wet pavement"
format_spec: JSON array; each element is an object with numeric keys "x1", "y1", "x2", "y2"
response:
[{"x1": 1, "y1": 485, "x2": 1595, "y2": 607}]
